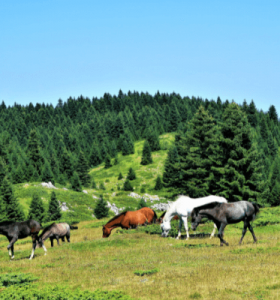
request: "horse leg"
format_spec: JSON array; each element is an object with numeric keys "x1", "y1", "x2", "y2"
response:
[
  {"x1": 248, "y1": 222, "x2": 258, "y2": 243},
  {"x1": 50, "y1": 238, "x2": 54, "y2": 247},
  {"x1": 239, "y1": 221, "x2": 248, "y2": 245},
  {"x1": 56, "y1": 236, "x2": 60, "y2": 246},
  {"x1": 218, "y1": 223, "x2": 228, "y2": 246},
  {"x1": 210, "y1": 223, "x2": 217, "y2": 239},
  {"x1": 182, "y1": 217, "x2": 189, "y2": 240},
  {"x1": 7, "y1": 237, "x2": 17, "y2": 259},
  {"x1": 66, "y1": 233, "x2": 70, "y2": 243},
  {"x1": 29, "y1": 234, "x2": 37, "y2": 260},
  {"x1": 176, "y1": 218, "x2": 183, "y2": 240}
]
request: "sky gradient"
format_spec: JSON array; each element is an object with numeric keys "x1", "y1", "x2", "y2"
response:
[{"x1": 1, "y1": 1, "x2": 279, "y2": 114}]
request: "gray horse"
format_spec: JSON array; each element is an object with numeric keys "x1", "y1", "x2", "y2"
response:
[
  {"x1": 37, "y1": 222, "x2": 78, "y2": 247},
  {"x1": 191, "y1": 201, "x2": 260, "y2": 246}
]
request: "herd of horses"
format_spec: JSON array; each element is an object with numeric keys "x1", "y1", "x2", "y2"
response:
[{"x1": 0, "y1": 195, "x2": 260, "y2": 260}]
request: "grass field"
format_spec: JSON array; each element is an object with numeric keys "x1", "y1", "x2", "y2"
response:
[{"x1": 1, "y1": 218, "x2": 280, "y2": 299}]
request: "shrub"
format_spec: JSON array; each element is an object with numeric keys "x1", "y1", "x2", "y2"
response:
[
  {"x1": 137, "y1": 197, "x2": 147, "y2": 209},
  {"x1": 127, "y1": 167, "x2": 136, "y2": 180},
  {"x1": 118, "y1": 172, "x2": 123, "y2": 180},
  {"x1": 123, "y1": 180, "x2": 133, "y2": 191},
  {"x1": 94, "y1": 196, "x2": 109, "y2": 219},
  {"x1": 154, "y1": 175, "x2": 163, "y2": 190},
  {"x1": 99, "y1": 182, "x2": 106, "y2": 190}
]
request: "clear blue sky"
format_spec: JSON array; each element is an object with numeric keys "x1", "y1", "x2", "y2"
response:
[{"x1": 1, "y1": 1, "x2": 279, "y2": 114}]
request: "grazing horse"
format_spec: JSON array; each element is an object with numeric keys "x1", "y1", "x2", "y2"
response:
[
  {"x1": 37, "y1": 223, "x2": 78, "y2": 247},
  {"x1": 191, "y1": 201, "x2": 260, "y2": 246},
  {"x1": 160, "y1": 195, "x2": 228, "y2": 240},
  {"x1": 0, "y1": 220, "x2": 47, "y2": 260},
  {"x1": 102, "y1": 207, "x2": 157, "y2": 238}
]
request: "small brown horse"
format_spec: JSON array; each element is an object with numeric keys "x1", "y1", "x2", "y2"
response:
[
  {"x1": 102, "y1": 207, "x2": 157, "y2": 238},
  {"x1": 156, "y1": 211, "x2": 180, "y2": 223},
  {"x1": 37, "y1": 222, "x2": 78, "y2": 247}
]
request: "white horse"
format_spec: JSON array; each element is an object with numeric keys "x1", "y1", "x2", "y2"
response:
[{"x1": 160, "y1": 195, "x2": 228, "y2": 240}]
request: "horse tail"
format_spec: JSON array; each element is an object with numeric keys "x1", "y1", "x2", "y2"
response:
[
  {"x1": 152, "y1": 210, "x2": 158, "y2": 224},
  {"x1": 70, "y1": 226, "x2": 78, "y2": 230}
]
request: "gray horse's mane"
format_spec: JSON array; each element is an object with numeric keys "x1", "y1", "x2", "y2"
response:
[
  {"x1": 40, "y1": 222, "x2": 56, "y2": 235},
  {"x1": 192, "y1": 202, "x2": 222, "y2": 216}
]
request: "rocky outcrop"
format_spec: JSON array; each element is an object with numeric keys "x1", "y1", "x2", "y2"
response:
[
  {"x1": 106, "y1": 201, "x2": 125, "y2": 215},
  {"x1": 128, "y1": 192, "x2": 161, "y2": 202},
  {"x1": 41, "y1": 182, "x2": 58, "y2": 189},
  {"x1": 58, "y1": 201, "x2": 70, "y2": 212},
  {"x1": 151, "y1": 201, "x2": 173, "y2": 211}
]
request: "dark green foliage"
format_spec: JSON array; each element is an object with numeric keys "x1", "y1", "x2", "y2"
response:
[
  {"x1": 162, "y1": 146, "x2": 180, "y2": 188},
  {"x1": 26, "y1": 129, "x2": 44, "y2": 174},
  {"x1": 1, "y1": 177, "x2": 25, "y2": 221},
  {"x1": 91, "y1": 177, "x2": 96, "y2": 189},
  {"x1": 104, "y1": 155, "x2": 112, "y2": 169},
  {"x1": 113, "y1": 157, "x2": 119, "y2": 165},
  {"x1": 28, "y1": 193, "x2": 46, "y2": 223},
  {"x1": 48, "y1": 191, "x2": 61, "y2": 221},
  {"x1": 94, "y1": 196, "x2": 109, "y2": 219},
  {"x1": 99, "y1": 182, "x2": 106, "y2": 190},
  {"x1": 123, "y1": 179, "x2": 133, "y2": 191},
  {"x1": 270, "y1": 183, "x2": 280, "y2": 207},
  {"x1": 76, "y1": 151, "x2": 90, "y2": 186},
  {"x1": 0, "y1": 158, "x2": 8, "y2": 187},
  {"x1": 247, "y1": 100, "x2": 258, "y2": 127},
  {"x1": 127, "y1": 167, "x2": 136, "y2": 180},
  {"x1": 60, "y1": 150, "x2": 73, "y2": 179},
  {"x1": 146, "y1": 130, "x2": 161, "y2": 152},
  {"x1": 41, "y1": 160, "x2": 55, "y2": 184},
  {"x1": 268, "y1": 105, "x2": 278, "y2": 123},
  {"x1": 118, "y1": 172, "x2": 123, "y2": 180},
  {"x1": 140, "y1": 186, "x2": 146, "y2": 193},
  {"x1": 89, "y1": 146, "x2": 102, "y2": 167},
  {"x1": 134, "y1": 268, "x2": 158, "y2": 276},
  {"x1": 71, "y1": 172, "x2": 82, "y2": 192},
  {"x1": 0, "y1": 272, "x2": 38, "y2": 287},
  {"x1": 140, "y1": 141, "x2": 153, "y2": 165},
  {"x1": 154, "y1": 175, "x2": 163, "y2": 190},
  {"x1": 137, "y1": 197, "x2": 147, "y2": 209}
]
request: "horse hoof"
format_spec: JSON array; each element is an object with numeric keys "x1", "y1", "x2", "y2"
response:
[{"x1": 226, "y1": 243, "x2": 229, "y2": 246}]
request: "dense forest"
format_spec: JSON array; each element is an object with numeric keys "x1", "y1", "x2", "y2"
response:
[{"x1": 0, "y1": 90, "x2": 280, "y2": 220}]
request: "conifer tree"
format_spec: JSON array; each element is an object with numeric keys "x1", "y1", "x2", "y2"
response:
[
  {"x1": 41, "y1": 160, "x2": 55, "y2": 184},
  {"x1": 60, "y1": 150, "x2": 73, "y2": 179},
  {"x1": 91, "y1": 177, "x2": 96, "y2": 189},
  {"x1": 104, "y1": 155, "x2": 112, "y2": 169},
  {"x1": 137, "y1": 197, "x2": 147, "y2": 209},
  {"x1": 114, "y1": 157, "x2": 119, "y2": 165},
  {"x1": 123, "y1": 179, "x2": 133, "y2": 191},
  {"x1": 76, "y1": 151, "x2": 90, "y2": 185},
  {"x1": 99, "y1": 182, "x2": 106, "y2": 190},
  {"x1": 26, "y1": 129, "x2": 44, "y2": 175},
  {"x1": 118, "y1": 172, "x2": 123, "y2": 180},
  {"x1": 154, "y1": 175, "x2": 163, "y2": 190},
  {"x1": 0, "y1": 158, "x2": 8, "y2": 187},
  {"x1": 48, "y1": 191, "x2": 61, "y2": 221},
  {"x1": 94, "y1": 196, "x2": 109, "y2": 219},
  {"x1": 162, "y1": 146, "x2": 180, "y2": 188},
  {"x1": 268, "y1": 105, "x2": 278, "y2": 123},
  {"x1": 28, "y1": 193, "x2": 45, "y2": 223},
  {"x1": 0, "y1": 196, "x2": 6, "y2": 221},
  {"x1": 217, "y1": 103, "x2": 263, "y2": 202},
  {"x1": 1, "y1": 177, "x2": 25, "y2": 221},
  {"x1": 71, "y1": 172, "x2": 82, "y2": 192},
  {"x1": 89, "y1": 145, "x2": 102, "y2": 167},
  {"x1": 270, "y1": 182, "x2": 280, "y2": 206},
  {"x1": 146, "y1": 130, "x2": 161, "y2": 152},
  {"x1": 140, "y1": 141, "x2": 153, "y2": 165},
  {"x1": 127, "y1": 167, "x2": 136, "y2": 180}
]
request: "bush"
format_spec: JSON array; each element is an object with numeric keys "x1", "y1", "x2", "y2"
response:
[
  {"x1": 99, "y1": 182, "x2": 106, "y2": 190},
  {"x1": 137, "y1": 197, "x2": 147, "y2": 209},
  {"x1": 127, "y1": 168, "x2": 136, "y2": 180},
  {"x1": 94, "y1": 196, "x2": 109, "y2": 219},
  {"x1": 123, "y1": 180, "x2": 133, "y2": 191}
]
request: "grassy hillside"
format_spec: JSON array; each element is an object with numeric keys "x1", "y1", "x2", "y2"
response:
[{"x1": 14, "y1": 133, "x2": 175, "y2": 221}]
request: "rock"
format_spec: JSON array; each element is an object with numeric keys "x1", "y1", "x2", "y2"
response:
[
  {"x1": 92, "y1": 214, "x2": 96, "y2": 218},
  {"x1": 60, "y1": 202, "x2": 69, "y2": 212},
  {"x1": 92, "y1": 195, "x2": 100, "y2": 199},
  {"x1": 128, "y1": 192, "x2": 142, "y2": 199},
  {"x1": 41, "y1": 182, "x2": 58, "y2": 189},
  {"x1": 151, "y1": 201, "x2": 172, "y2": 211},
  {"x1": 63, "y1": 188, "x2": 68, "y2": 191},
  {"x1": 144, "y1": 194, "x2": 160, "y2": 202},
  {"x1": 83, "y1": 190, "x2": 88, "y2": 194},
  {"x1": 106, "y1": 201, "x2": 120, "y2": 215}
]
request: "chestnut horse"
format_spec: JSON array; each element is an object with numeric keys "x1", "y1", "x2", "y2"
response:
[{"x1": 102, "y1": 207, "x2": 157, "y2": 238}]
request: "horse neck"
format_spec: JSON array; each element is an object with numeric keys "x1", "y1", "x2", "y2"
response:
[
  {"x1": 105, "y1": 215, "x2": 124, "y2": 230},
  {"x1": 0, "y1": 224, "x2": 10, "y2": 236},
  {"x1": 163, "y1": 207, "x2": 177, "y2": 222},
  {"x1": 40, "y1": 229, "x2": 53, "y2": 241},
  {"x1": 199, "y1": 208, "x2": 216, "y2": 220}
]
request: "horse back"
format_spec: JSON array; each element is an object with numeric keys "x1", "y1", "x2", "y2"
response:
[
  {"x1": 138, "y1": 207, "x2": 156, "y2": 223},
  {"x1": 123, "y1": 211, "x2": 147, "y2": 226}
]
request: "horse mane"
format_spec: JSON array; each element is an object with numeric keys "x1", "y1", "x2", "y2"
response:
[
  {"x1": 152, "y1": 210, "x2": 158, "y2": 223},
  {"x1": 192, "y1": 202, "x2": 222, "y2": 216},
  {"x1": 159, "y1": 211, "x2": 166, "y2": 219},
  {"x1": 105, "y1": 211, "x2": 127, "y2": 225},
  {"x1": 40, "y1": 222, "x2": 56, "y2": 235},
  {"x1": 0, "y1": 220, "x2": 16, "y2": 226},
  {"x1": 251, "y1": 201, "x2": 261, "y2": 214}
]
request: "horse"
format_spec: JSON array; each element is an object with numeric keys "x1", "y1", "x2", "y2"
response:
[
  {"x1": 156, "y1": 211, "x2": 179, "y2": 223},
  {"x1": 102, "y1": 207, "x2": 157, "y2": 238},
  {"x1": 37, "y1": 222, "x2": 78, "y2": 247},
  {"x1": 0, "y1": 219, "x2": 47, "y2": 260},
  {"x1": 160, "y1": 195, "x2": 228, "y2": 240},
  {"x1": 191, "y1": 201, "x2": 260, "y2": 246}
]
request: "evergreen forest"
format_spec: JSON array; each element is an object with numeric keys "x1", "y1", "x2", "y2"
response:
[{"x1": 0, "y1": 90, "x2": 280, "y2": 220}]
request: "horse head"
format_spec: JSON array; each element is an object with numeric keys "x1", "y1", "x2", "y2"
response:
[
  {"x1": 160, "y1": 220, "x2": 171, "y2": 237},
  {"x1": 191, "y1": 208, "x2": 202, "y2": 231},
  {"x1": 102, "y1": 226, "x2": 111, "y2": 238}
]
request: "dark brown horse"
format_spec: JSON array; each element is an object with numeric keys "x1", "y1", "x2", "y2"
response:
[
  {"x1": 156, "y1": 211, "x2": 179, "y2": 223},
  {"x1": 102, "y1": 207, "x2": 157, "y2": 238},
  {"x1": 191, "y1": 201, "x2": 260, "y2": 246},
  {"x1": 0, "y1": 220, "x2": 47, "y2": 260},
  {"x1": 37, "y1": 222, "x2": 78, "y2": 247}
]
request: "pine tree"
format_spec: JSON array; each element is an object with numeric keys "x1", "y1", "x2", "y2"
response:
[
  {"x1": 48, "y1": 191, "x2": 61, "y2": 221},
  {"x1": 146, "y1": 130, "x2": 161, "y2": 152},
  {"x1": 140, "y1": 141, "x2": 153, "y2": 165},
  {"x1": 162, "y1": 146, "x2": 180, "y2": 188},
  {"x1": 71, "y1": 172, "x2": 82, "y2": 192},
  {"x1": 0, "y1": 158, "x2": 8, "y2": 188},
  {"x1": 137, "y1": 197, "x2": 147, "y2": 209},
  {"x1": 76, "y1": 151, "x2": 90, "y2": 185},
  {"x1": 154, "y1": 175, "x2": 163, "y2": 190},
  {"x1": 127, "y1": 167, "x2": 136, "y2": 180},
  {"x1": 28, "y1": 193, "x2": 45, "y2": 223},
  {"x1": 99, "y1": 182, "x2": 106, "y2": 190},
  {"x1": 89, "y1": 145, "x2": 102, "y2": 167},
  {"x1": 247, "y1": 100, "x2": 258, "y2": 127},
  {"x1": 60, "y1": 150, "x2": 73, "y2": 179},
  {"x1": 94, "y1": 196, "x2": 109, "y2": 219},
  {"x1": 123, "y1": 179, "x2": 133, "y2": 191},
  {"x1": 26, "y1": 129, "x2": 44, "y2": 175},
  {"x1": 118, "y1": 172, "x2": 123, "y2": 180},
  {"x1": 218, "y1": 103, "x2": 263, "y2": 202},
  {"x1": 270, "y1": 182, "x2": 280, "y2": 206},
  {"x1": 1, "y1": 177, "x2": 25, "y2": 221},
  {"x1": 268, "y1": 105, "x2": 278, "y2": 123},
  {"x1": 91, "y1": 177, "x2": 96, "y2": 189},
  {"x1": 41, "y1": 160, "x2": 55, "y2": 184},
  {"x1": 104, "y1": 155, "x2": 112, "y2": 169},
  {"x1": 113, "y1": 157, "x2": 119, "y2": 165},
  {"x1": 0, "y1": 196, "x2": 6, "y2": 221}
]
